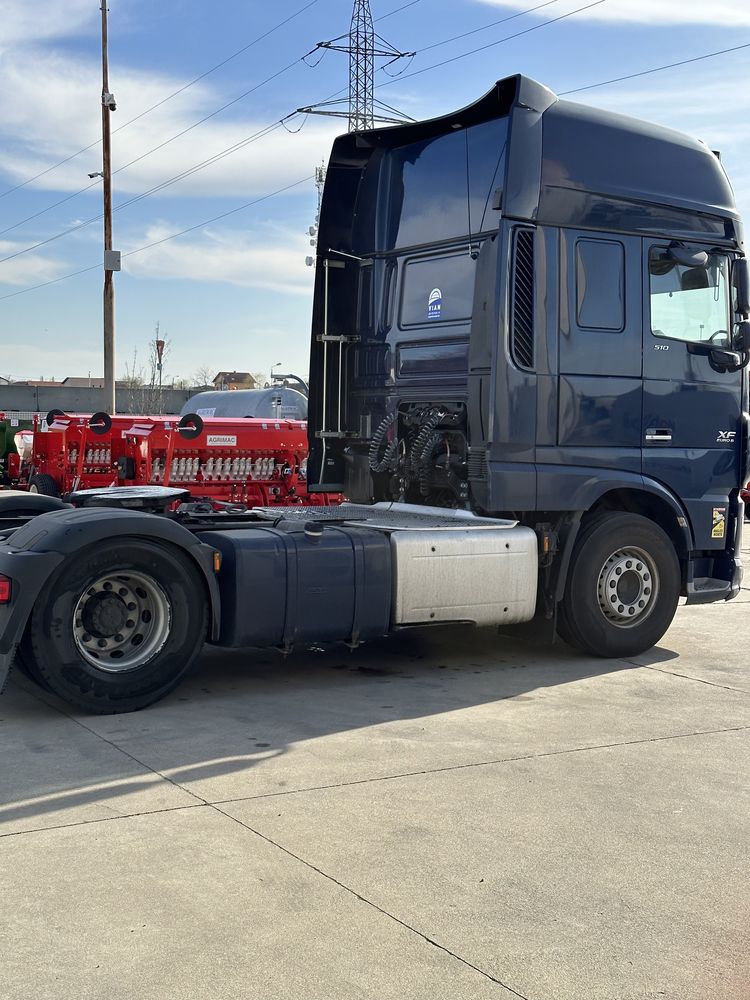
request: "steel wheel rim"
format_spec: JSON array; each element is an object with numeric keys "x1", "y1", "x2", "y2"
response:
[
  {"x1": 72, "y1": 570, "x2": 171, "y2": 672},
  {"x1": 597, "y1": 545, "x2": 659, "y2": 628}
]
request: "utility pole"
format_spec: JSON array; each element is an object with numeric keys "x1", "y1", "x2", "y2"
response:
[{"x1": 100, "y1": 2, "x2": 119, "y2": 414}]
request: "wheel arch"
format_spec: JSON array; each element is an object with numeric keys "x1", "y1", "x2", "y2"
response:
[
  {"x1": 589, "y1": 487, "x2": 691, "y2": 566},
  {"x1": 551, "y1": 483, "x2": 693, "y2": 606},
  {"x1": 10, "y1": 508, "x2": 221, "y2": 642}
]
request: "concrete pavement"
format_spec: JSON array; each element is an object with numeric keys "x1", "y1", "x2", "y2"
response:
[{"x1": 1, "y1": 543, "x2": 748, "y2": 999}]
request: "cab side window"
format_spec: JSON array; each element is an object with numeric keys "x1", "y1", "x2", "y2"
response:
[
  {"x1": 649, "y1": 247, "x2": 731, "y2": 345},
  {"x1": 576, "y1": 239, "x2": 624, "y2": 331}
]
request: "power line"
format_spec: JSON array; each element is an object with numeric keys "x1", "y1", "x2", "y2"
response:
[
  {"x1": 0, "y1": 4, "x2": 426, "y2": 255},
  {"x1": 375, "y1": 0, "x2": 424, "y2": 22},
  {"x1": 418, "y1": 0, "x2": 564, "y2": 54},
  {"x1": 0, "y1": 0, "x2": 571, "y2": 248},
  {"x1": 0, "y1": 0, "x2": 604, "y2": 264},
  {"x1": 0, "y1": 0, "x2": 323, "y2": 202},
  {"x1": 5, "y1": 24, "x2": 748, "y2": 302},
  {"x1": 0, "y1": 0, "x2": 422, "y2": 236},
  {"x1": 0, "y1": 177, "x2": 310, "y2": 302},
  {"x1": 0, "y1": 52, "x2": 307, "y2": 240},
  {"x1": 305, "y1": 0, "x2": 592, "y2": 112},
  {"x1": 0, "y1": 121, "x2": 285, "y2": 265},
  {"x1": 0, "y1": 263, "x2": 102, "y2": 302},
  {"x1": 120, "y1": 176, "x2": 309, "y2": 259},
  {"x1": 559, "y1": 39, "x2": 750, "y2": 94},
  {"x1": 0, "y1": 180, "x2": 99, "y2": 239},
  {"x1": 302, "y1": 0, "x2": 415, "y2": 131},
  {"x1": 378, "y1": 0, "x2": 608, "y2": 86}
]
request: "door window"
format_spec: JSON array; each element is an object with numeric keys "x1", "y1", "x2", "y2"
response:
[{"x1": 649, "y1": 247, "x2": 731, "y2": 346}]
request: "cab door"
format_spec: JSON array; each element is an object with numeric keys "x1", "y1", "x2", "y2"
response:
[
  {"x1": 556, "y1": 230, "x2": 643, "y2": 472},
  {"x1": 642, "y1": 242, "x2": 743, "y2": 548}
]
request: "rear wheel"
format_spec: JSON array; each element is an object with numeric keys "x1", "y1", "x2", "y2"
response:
[
  {"x1": 28, "y1": 473, "x2": 60, "y2": 498},
  {"x1": 21, "y1": 539, "x2": 208, "y2": 713},
  {"x1": 558, "y1": 511, "x2": 680, "y2": 658}
]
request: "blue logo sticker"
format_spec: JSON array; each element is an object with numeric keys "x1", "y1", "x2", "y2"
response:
[{"x1": 428, "y1": 287, "x2": 442, "y2": 321}]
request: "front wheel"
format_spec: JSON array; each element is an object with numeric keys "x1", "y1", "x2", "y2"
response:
[
  {"x1": 21, "y1": 539, "x2": 208, "y2": 713},
  {"x1": 558, "y1": 512, "x2": 680, "y2": 658}
]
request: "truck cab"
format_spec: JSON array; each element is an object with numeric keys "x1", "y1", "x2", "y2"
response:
[{"x1": 308, "y1": 73, "x2": 749, "y2": 618}]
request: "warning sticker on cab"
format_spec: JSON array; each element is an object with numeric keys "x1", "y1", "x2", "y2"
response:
[
  {"x1": 207, "y1": 435, "x2": 237, "y2": 447},
  {"x1": 711, "y1": 507, "x2": 727, "y2": 539}
]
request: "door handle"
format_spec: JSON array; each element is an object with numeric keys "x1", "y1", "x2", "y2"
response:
[{"x1": 645, "y1": 428, "x2": 672, "y2": 442}]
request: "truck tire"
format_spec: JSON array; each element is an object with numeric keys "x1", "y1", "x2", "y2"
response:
[
  {"x1": 28, "y1": 473, "x2": 60, "y2": 498},
  {"x1": 558, "y1": 511, "x2": 680, "y2": 658},
  {"x1": 14, "y1": 645, "x2": 52, "y2": 690},
  {"x1": 20, "y1": 539, "x2": 208, "y2": 713}
]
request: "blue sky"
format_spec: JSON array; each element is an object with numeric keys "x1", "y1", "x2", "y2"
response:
[{"x1": 0, "y1": 0, "x2": 748, "y2": 385}]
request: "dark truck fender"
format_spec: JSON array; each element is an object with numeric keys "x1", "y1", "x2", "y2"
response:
[
  {"x1": 0, "y1": 548, "x2": 65, "y2": 693},
  {"x1": 0, "y1": 507, "x2": 221, "y2": 693}
]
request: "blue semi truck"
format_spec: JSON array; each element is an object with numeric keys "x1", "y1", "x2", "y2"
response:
[{"x1": 0, "y1": 74, "x2": 747, "y2": 713}]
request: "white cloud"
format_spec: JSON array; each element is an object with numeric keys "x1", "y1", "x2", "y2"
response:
[
  {"x1": 478, "y1": 0, "x2": 750, "y2": 25},
  {"x1": 0, "y1": 240, "x2": 66, "y2": 286},
  {"x1": 122, "y1": 223, "x2": 315, "y2": 295},
  {"x1": 0, "y1": 0, "x2": 95, "y2": 45},
  {"x1": 0, "y1": 47, "x2": 340, "y2": 199}
]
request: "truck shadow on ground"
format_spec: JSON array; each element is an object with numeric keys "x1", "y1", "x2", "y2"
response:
[{"x1": 0, "y1": 625, "x2": 659, "y2": 827}]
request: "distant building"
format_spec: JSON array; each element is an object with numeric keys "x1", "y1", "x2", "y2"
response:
[
  {"x1": 10, "y1": 377, "x2": 129, "y2": 389},
  {"x1": 212, "y1": 371, "x2": 258, "y2": 391}
]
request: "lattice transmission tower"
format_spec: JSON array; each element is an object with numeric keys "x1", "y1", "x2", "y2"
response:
[
  {"x1": 303, "y1": 1, "x2": 413, "y2": 264},
  {"x1": 299, "y1": 0, "x2": 414, "y2": 132}
]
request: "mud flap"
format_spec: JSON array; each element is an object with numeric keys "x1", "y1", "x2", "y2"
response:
[{"x1": 0, "y1": 648, "x2": 14, "y2": 694}]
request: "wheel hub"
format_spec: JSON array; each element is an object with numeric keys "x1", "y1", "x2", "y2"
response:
[
  {"x1": 81, "y1": 593, "x2": 129, "y2": 637},
  {"x1": 597, "y1": 546, "x2": 659, "y2": 627},
  {"x1": 72, "y1": 571, "x2": 171, "y2": 672}
]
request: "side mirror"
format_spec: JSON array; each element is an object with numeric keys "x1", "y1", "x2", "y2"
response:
[
  {"x1": 667, "y1": 243, "x2": 709, "y2": 267},
  {"x1": 710, "y1": 347, "x2": 742, "y2": 372},
  {"x1": 735, "y1": 319, "x2": 750, "y2": 351},
  {"x1": 733, "y1": 258, "x2": 750, "y2": 316}
]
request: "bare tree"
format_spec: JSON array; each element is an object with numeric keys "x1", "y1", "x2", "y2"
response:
[
  {"x1": 121, "y1": 350, "x2": 145, "y2": 413},
  {"x1": 138, "y1": 337, "x2": 171, "y2": 413},
  {"x1": 193, "y1": 364, "x2": 215, "y2": 389},
  {"x1": 119, "y1": 338, "x2": 171, "y2": 413}
]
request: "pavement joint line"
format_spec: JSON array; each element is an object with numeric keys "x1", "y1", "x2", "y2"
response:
[
  {"x1": 6, "y1": 722, "x2": 748, "y2": 841},
  {"x1": 210, "y1": 802, "x2": 531, "y2": 999},
  {"x1": 28, "y1": 678, "x2": 750, "y2": 811},
  {"x1": 8, "y1": 682, "x2": 530, "y2": 996},
  {"x1": 0, "y1": 801, "x2": 206, "y2": 839},
  {"x1": 634, "y1": 661, "x2": 750, "y2": 695},
  {"x1": 210, "y1": 723, "x2": 750, "y2": 807},
  {"x1": 16, "y1": 682, "x2": 214, "y2": 808}
]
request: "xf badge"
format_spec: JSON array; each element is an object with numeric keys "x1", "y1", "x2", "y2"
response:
[{"x1": 716, "y1": 430, "x2": 736, "y2": 443}]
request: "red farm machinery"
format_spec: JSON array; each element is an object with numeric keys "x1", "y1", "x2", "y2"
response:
[{"x1": 5, "y1": 410, "x2": 339, "y2": 507}]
